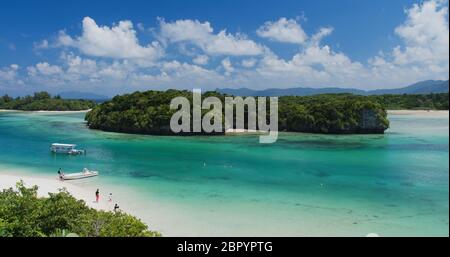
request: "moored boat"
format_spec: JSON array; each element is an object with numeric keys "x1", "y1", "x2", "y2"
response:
[
  {"x1": 50, "y1": 143, "x2": 85, "y2": 155},
  {"x1": 61, "y1": 168, "x2": 99, "y2": 180}
]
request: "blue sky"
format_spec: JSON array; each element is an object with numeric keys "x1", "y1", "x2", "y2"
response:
[{"x1": 0, "y1": 0, "x2": 448, "y2": 96}]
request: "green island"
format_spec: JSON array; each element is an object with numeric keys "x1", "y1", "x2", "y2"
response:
[
  {"x1": 85, "y1": 89, "x2": 394, "y2": 135},
  {"x1": 1, "y1": 90, "x2": 447, "y2": 135},
  {"x1": 368, "y1": 93, "x2": 449, "y2": 110},
  {"x1": 0, "y1": 92, "x2": 95, "y2": 111},
  {"x1": 0, "y1": 181, "x2": 161, "y2": 237},
  {"x1": 84, "y1": 90, "x2": 449, "y2": 135}
]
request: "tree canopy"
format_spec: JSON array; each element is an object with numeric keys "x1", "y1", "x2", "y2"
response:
[
  {"x1": 85, "y1": 90, "x2": 391, "y2": 135},
  {"x1": 0, "y1": 92, "x2": 96, "y2": 111},
  {"x1": 368, "y1": 93, "x2": 448, "y2": 110}
]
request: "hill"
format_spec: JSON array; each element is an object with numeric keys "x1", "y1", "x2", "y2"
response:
[{"x1": 218, "y1": 80, "x2": 449, "y2": 96}]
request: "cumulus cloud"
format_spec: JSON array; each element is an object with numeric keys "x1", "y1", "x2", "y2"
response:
[
  {"x1": 369, "y1": 0, "x2": 449, "y2": 85},
  {"x1": 0, "y1": 64, "x2": 20, "y2": 83},
  {"x1": 132, "y1": 60, "x2": 225, "y2": 90},
  {"x1": 192, "y1": 55, "x2": 209, "y2": 65},
  {"x1": 34, "y1": 39, "x2": 49, "y2": 50},
  {"x1": 257, "y1": 17, "x2": 308, "y2": 44},
  {"x1": 252, "y1": 1, "x2": 449, "y2": 89},
  {"x1": 221, "y1": 58, "x2": 234, "y2": 76},
  {"x1": 393, "y1": 0, "x2": 448, "y2": 67},
  {"x1": 3, "y1": 0, "x2": 448, "y2": 94},
  {"x1": 160, "y1": 19, "x2": 264, "y2": 56},
  {"x1": 28, "y1": 62, "x2": 62, "y2": 76},
  {"x1": 241, "y1": 58, "x2": 257, "y2": 68},
  {"x1": 251, "y1": 17, "x2": 367, "y2": 87},
  {"x1": 58, "y1": 17, "x2": 164, "y2": 61},
  {"x1": 311, "y1": 27, "x2": 334, "y2": 45},
  {"x1": 254, "y1": 45, "x2": 367, "y2": 88}
]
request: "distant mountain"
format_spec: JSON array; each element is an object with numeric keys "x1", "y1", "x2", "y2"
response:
[
  {"x1": 219, "y1": 87, "x2": 365, "y2": 96},
  {"x1": 368, "y1": 80, "x2": 449, "y2": 95},
  {"x1": 217, "y1": 80, "x2": 449, "y2": 96},
  {"x1": 58, "y1": 91, "x2": 110, "y2": 100}
]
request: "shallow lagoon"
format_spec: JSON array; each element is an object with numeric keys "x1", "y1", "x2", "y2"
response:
[{"x1": 0, "y1": 111, "x2": 448, "y2": 236}]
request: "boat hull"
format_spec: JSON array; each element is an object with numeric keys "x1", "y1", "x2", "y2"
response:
[{"x1": 62, "y1": 171, "x2": 98, "y2": 180}]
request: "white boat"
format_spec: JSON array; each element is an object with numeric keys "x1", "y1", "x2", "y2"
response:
[
  {"x1": 61, "y1": 168, "x2": 99, "y2": 180},
  {"x1": 50, "y1": 143, "x2": 85, "y2": 155}
]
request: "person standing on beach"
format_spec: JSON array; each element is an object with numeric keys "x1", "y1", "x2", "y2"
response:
[
  {"x1": 114, "y1": 203, "x2": 120, "y2": 213},
  {"x1": 108, "y1": 193, "x2": 112, "y2": 202},
  {"x1": 57, "y1": 168, "x2": 63, "y2": 180},
  {"x1": 95, "y1": 189, "x2": 100, "y2": 203}
]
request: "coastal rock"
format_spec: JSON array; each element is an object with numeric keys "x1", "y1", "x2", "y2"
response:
[{"x1": 359, "y1": 109, "x2": 389, "y2": 133}]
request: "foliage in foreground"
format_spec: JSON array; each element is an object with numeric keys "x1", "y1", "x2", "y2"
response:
[
  {"x1": 0, "y1": 91, "x2": 96, "y2": 111},
  {"x1": 0, "y1": 181, "x2": 161, "y2": 237}
]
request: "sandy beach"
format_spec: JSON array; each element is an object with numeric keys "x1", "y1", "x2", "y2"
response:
[
  {"x1": 0, "y1": 172, "x2": 116, "y2": 212},
  {"x1": 0, "y1": 109, "x2": 91, "y2": 114},
  {"x1": 0, "y1": 109, "x2": 448, "y2": 236},
  {"x1": 33, "y1": 109, "x2": 91, "y2": 114},
  {"x1": 225, "y1": 128, "x2": 262, "y2": 134},
  {"x1": 388, "y1": 110, "x2": 449, "y2": 116}
]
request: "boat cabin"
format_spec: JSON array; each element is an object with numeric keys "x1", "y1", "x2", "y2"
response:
[{"x1": 50, "y1": 143, "x2": 84, "y2": 154}]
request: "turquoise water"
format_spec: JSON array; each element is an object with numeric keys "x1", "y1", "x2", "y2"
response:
[{"x1": 0, "y1": 111, "x2": 448, "y2": 236}]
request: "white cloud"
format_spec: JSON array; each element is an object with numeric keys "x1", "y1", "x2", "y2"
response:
[
  {"x1": 241, "y1": 58, "x2": 257, "y2": 68},
  {"x1": 0, "y1": 64, "x2": 20, "y2": 82},
  {"x1": 160, "y1": 19, "x2": 212, "y2": 43},
  {"x1": 257, "y1": 18, "x2": 308, "y2": 44},
  {"x1": 58, "y1": 17, "x2": 164, "y2": 61},
  {"x1": 34, "y1": 39, "x2": 49, "y2": 50},
  {"x1": 64, "y1": 54, "x2": 98, "y2": 75},
  {"x1": 132, "y1": 60, "x2": 225, "y2": 90},
  {"x1": 311, "y1": 27, "x2": 334, "y2": 45},
  {"x1": 193, "y1": 55, "x2": 209, "y2": 65},
  {"x1": 98, "y1": 61, "x2": 132, "y2": 80},
  {"x1": 28, "y1": 62, "x2": 62, "y2": 76},
  {"x1": 0, "y1": 64, "x2": 24, "y2": 88},
  {"x1": 392, "y1": 0, "x2": 448, "y2": 67},
  {"x1": 254, "y1": 45, "x2": 367, "y2": 87},
  {"x1": 221, "y1": 58, "x2": 234, "y2": 76},
  {"x1": 57, "y1": 31, "x2": 75, "y2": 46},
  {"x1": 160, "y1": 19, "x2": 264, "y2": 56},
  {"x1": 369, "y1": 0, "x2": 449, "y2": 85},
  {"x1": 3, "y1": 0, "x2": 448, "y2": 95}
]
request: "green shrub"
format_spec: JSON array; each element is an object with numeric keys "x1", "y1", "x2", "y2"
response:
[{"x1": 0, "y1": 181, "x2": 160, "y2": 237}]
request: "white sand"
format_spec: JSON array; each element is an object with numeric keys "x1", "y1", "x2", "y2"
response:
[
  {"x1": 0, "y1": 109, "x2": 90, "y2": 114},
  {"x1": 0, "y1": 173, "x2": 115, "y2": 212},
  {"x1": 33, "y1": 110, "x2": 91, "y2": 114},
  {"x1": 225, "y1": 128, "x2": 263, "y2": 134},
  {"x1": 0, "y1": 167, "x2": 169, "y2": 234},
  {"x1": 388, "y1": 110, "x2": 449, "y2": 116}
]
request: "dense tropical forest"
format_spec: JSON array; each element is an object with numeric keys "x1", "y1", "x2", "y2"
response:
[
  {"x1": 278, "y1": 94, "x2": 389, "y2": 133},
  {"x1": 0, "y1": 92, "x2": 95, "y2": 111},
  {"x1": 369, "y1": 93, "x2": 449, "y2": 110},
  {"x1": 85, "y1": 90, "x2": 390, "y2": 135},
  {"x1": 0, "y1": 181, "x2": 160, "y2": 237}
]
